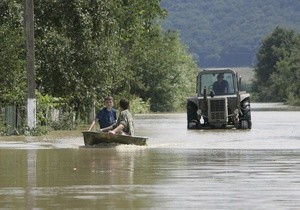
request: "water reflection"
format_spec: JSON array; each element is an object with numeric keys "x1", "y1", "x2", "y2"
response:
[
  {"x1": 26, "y1": 150, "x2": 36, "y2": 210},
  {"x1": 0, "y1": 148, "x2": 156, "y2": 209},
  {"x1": 1, "y1": 148, "x2": 300, "y2": 209}
]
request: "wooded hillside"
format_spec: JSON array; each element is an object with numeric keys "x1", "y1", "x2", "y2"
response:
[{"x1": 161, "y1": 0, "x2": 300, "y2": 67}]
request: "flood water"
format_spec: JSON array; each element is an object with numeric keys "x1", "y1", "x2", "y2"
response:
[{"x1": 0, "y1": 103, "x2": 300, "y2": 209}]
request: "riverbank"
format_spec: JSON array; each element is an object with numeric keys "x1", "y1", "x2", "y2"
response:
[{"x1": 251, "y1": 102, "x2": 300, "y2": 111}]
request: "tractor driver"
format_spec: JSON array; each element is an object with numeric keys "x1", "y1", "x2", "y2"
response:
[{"x1": 213, "y1": 73, "x2": 229, "y2": 95}]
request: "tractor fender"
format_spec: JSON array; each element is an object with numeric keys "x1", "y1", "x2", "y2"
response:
[{"x1": 240, "y1": 93, "x2": 250, "y2": 102}]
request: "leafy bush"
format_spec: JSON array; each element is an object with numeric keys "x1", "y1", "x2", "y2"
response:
[
  {"x1": 130, "y1": 96, "x2": 150, "y2": 114},
  {"x1": 22, "y1": 126, "x2": 52, "y2": 136},
  {"x1": 50, "y1": 111, "x2": 76, "y2": 130}
]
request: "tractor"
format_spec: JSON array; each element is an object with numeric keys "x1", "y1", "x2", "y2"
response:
[{"x1": 187, "y1": 68, "x2": 252, "y2": 129}]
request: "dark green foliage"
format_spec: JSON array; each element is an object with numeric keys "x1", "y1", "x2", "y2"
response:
[
  {"x1": 33, "y1": 0, "x2": 190, "y2": 113},
  {"x1": 252, "y1": 27, "x2": 300, "y2": 104},
  {"x1": 0, "y1": 0, "x2": 198, "y2": 131},
  {"x1": 34, "y1": 0, "x2": 128, "y2": 116},
  {"x1": 0, "y1": 1, "x2": 26, "y2": 107},
  {"x1": 129, "y1": 28, "x2": 197, "y2": 111}
]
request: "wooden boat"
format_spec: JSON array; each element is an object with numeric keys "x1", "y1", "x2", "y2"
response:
[{"x1": 82, "y1": 131, "x2": 147, "y2": 146}]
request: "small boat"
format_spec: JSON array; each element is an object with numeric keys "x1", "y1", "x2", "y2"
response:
[{"x1": 82, "y1": 131, "x2": 148, "y2": 146}]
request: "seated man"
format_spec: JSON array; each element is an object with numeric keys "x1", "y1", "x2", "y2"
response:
[
  {"x1": 213, "y1": 73, "x2": 229, "y2": 95},
  {"x1": 88, "y1": 96, "x2": 117, "y2": 131},
  {"x1": 100, "y1": 98, "x2": 134, "y2": 136}
]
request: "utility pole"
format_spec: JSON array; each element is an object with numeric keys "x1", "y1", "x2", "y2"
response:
[{"x1": 24, "y1": 0, "x2": 36, "y2": 129}]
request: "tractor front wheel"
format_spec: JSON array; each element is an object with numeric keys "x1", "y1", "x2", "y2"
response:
[
  {"x1": 239, "y1": 98, "x2": 252, "y2": 129},
  {"x1": 187, "y1": 101, "x2": 198, "y2": 129}
]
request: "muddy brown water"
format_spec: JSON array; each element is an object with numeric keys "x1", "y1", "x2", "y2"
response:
[{"x1": 0, "y1": 103, "x2": 299, "y2": 209}]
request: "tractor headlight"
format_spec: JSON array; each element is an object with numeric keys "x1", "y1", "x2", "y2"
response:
[
  {"x1": 197, "y1": 109, "x2": 202, "y2": 115},
  {"x1": 234, "y1": 109, "x2": 239, "y2": 115}
]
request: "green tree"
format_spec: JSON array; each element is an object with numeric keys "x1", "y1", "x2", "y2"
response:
[
  {"x1": 0, "y1": 1, "x2": 26, "y2": 106},
  {"x1": 1, "y1": 0, "x2": 199, "y2": 129},
  {"x1": 270, "y1": 47, "x2": 300, "y2": 105},
  {"x1": 34, "y1": 0, "x2": 196, "y2": 113},
  {"x1": 34, "y1": 0, "x2": 129, "y2": 120},
  {"x1": 252, "y1": 27, "x2": 300, "y2": 103},
  {"x1": 129, "y1": 27, "x2": 197, "y2": 111}
]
